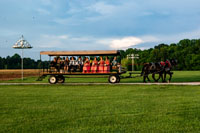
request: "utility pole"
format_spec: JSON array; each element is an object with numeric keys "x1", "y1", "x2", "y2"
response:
[{"x1": 127, "y1": 54, "x2": 139, "y2": 71}]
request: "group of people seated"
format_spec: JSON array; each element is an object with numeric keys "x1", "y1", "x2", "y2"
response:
[{"x1": 50, "y1": 56, "x2": 120, "y2": 73}]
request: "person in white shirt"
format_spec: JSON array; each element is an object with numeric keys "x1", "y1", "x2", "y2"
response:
[
  {"x1": 77, "y1": 56, "x2": 83, "y2": 72},
  {"x1": 69, "y1": 57, "x2": 76, "y2": 72}
]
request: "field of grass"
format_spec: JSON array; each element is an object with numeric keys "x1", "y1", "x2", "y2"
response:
[
  {"x1": 0, "y1": 69, "x2": 39, "y2": 80},
  {"x1": 1, "y1": 71, "x2": 200, "y2": 83},
  {"x1": 0, "y1": 85, "x2": 200, "y2": 132}
]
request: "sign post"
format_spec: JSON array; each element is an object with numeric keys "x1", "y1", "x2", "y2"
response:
[{"x1": 127, "y1": 54, "x2": 139, "y2": 71}]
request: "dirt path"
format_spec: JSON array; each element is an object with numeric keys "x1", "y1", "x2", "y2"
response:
[{"x1": 0, "y1": 82, "x2": 200, "y2": 85}]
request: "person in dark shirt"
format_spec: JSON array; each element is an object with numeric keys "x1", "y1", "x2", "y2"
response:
[
  {"x1": 56, "y1": 57, "x2": 61, "y2": 72},
  {"x1": 50, "y1": 57, "x2": 57, "y2": 72},
  {"x1": 50, "y1": 57, "x2": 57, "y2": 67},
  {"x1": 64, "y1": 57, "x2": 70, "y2": 72},
  {"x1": 60, "y1": 57, "x2": 65, "y2": 73}
]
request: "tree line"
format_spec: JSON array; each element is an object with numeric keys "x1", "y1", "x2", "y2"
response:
[
  {"x1": 120, "y1": 39, "x2": 200, "y2": 71},
  {"x1": 0, "y1": 39, "x2": 199, "y2": 70},
  {"x1": 0, "y1": 54, "x2": 49, "y2": 69}
]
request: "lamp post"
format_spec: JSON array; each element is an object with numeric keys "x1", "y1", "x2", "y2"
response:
[
  {"x1": 12, "y1": 35, "x2": 32, "y2": 81},
  {"x1": 127, "y1": 54, "x2": 139, "y2": 71}
]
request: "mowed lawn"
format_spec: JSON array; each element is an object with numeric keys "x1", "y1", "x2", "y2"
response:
[{"x1": 0, "y1": 85, "x2": 200, "y2": 132}]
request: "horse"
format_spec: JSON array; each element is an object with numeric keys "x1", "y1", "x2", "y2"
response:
[
  {"x1": 141, "y1": 62, "x2": 165, "y2": 83},
  {"x1": 141, "y1": 59, "x2": 177, "y2": 83}
]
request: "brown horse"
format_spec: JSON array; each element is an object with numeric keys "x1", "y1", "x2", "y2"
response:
[
  {"x1": 141, "y1": 62, "x2": 164, "y2": 83},
  {"x1": 141, "y1": 59, "x2": 177, "y2": 83}
]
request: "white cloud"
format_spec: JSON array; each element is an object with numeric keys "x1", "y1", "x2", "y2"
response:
[
  {"x1": 109, "y1": 37, "x2": 144, "y2": 49},
  {"x1": 95, "y1": 35, "x2": 161, "y2": 50}
]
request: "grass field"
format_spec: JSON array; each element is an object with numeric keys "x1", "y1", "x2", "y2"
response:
[
  {"x1": 1, "y1": 71, "x2": 200, "y2": 83},
  {"x1": 0, "y1": 69, "x2": 39, "y2": 80},
  {"x1": 0, "y1": 85, "x2": 200, "y2": 132}
]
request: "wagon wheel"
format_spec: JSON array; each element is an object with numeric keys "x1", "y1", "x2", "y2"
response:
[
  {"x1": 57, "y1": 75, "x2": 65, "y2": 83},
  {"x1": 152, "y1": 73, "x2": 161, "y2": 82},
  {"x1": 108, "y1": 75, "x2": 119, "y2": 84},
  {"x1": 48, "y1": 75, "x2": 57, "y2": 84}
]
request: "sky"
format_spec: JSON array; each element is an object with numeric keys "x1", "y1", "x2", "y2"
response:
[{"x1": 0, "y1": 0, "x2": 200, "y2": 59}]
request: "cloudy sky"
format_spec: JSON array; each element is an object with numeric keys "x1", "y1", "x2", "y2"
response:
[{"x1": 0, "y1": 0, "x2": 200, "y2": 59}]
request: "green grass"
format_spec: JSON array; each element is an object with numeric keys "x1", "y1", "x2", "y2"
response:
[
  {"x1": 0, "y1": 85, "x2": 200, "y2": 132},
  {"x1": 1, "y1": 71, "x2": 200, "y2": 83}
]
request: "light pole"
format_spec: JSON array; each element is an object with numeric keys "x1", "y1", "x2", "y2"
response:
[
  {"x1": 127, "y1": 54, "x2": 139, "y2": 71},
  {"x1": 12, "y1": 35, "x2": 32, "y2": 81}
]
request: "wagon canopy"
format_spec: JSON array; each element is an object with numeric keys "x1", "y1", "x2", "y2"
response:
[{"x1": 40, "y1": 50, "x2": 120, "y2": 56}]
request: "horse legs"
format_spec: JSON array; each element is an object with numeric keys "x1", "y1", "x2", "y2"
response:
[
  {"x1": 152, "y1": 73, "x2": 161, "y2": 82},
  {"x1": 147, "y1": 75, "x2": 151, "y2": 82},
  {"x1": 160, "y1": 73, "x2": 164, "y2": 82},
  {"x1": 162, "y1": 72, "x2": 167, "y2": 82},
  {"x1": 143, "y1": 75, "x2": 146, "y2": 83},
  {"x1": 152, "y1": 73, "x2": 156, "y2": 82},
  {"x1": 143, "y1": 73, "x2": 150, "y2": 83},
  {"x1": 168, "y1": 73, "x2": 172, "y2": 83}
]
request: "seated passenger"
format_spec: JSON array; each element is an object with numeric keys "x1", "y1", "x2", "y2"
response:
[
  {"x1": 104, "y1": 56, "x2": 110, "y2": 73},
  {"x1": 69, "y1": 57, "x2": 77, "y2": 72},
  {"x1": 50, "y1": 57, "x2": 57, "y2": 67},
  {"x1": 77, "y1": 56, "x2": 83, "y2": 72},
  {"x1": 83, "y1": 57, "x2": 90, "y2": 73},
  {"x1": 98, "y1": 56, "x2": 104, "y2": 73},
  {"x1": 91, "y1": 57, "x2": 98, "y2": 73},
  {"x1": 56, "y1": 57, "x2": 61, "y2": 72},
  {"x1": 50, "y1": 57, "x2": 57, "y2": 72},
  {"x1": 64, "y1": 57, "x2": 69, "y2": 72},
  {"x1": 90, "y1": 57, "x2": 93, "y2": 67},
  {"x1": 112, "y1": 56, "x2": 118, "y2": 69},
  {"x1": 60, "y1": 57, "x2": 65, "y2": 73}
]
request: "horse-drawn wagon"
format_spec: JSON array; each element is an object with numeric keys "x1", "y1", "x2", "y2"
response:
[{"x1": 37, "y1": 50, "x2": 177, "y2": 84}]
